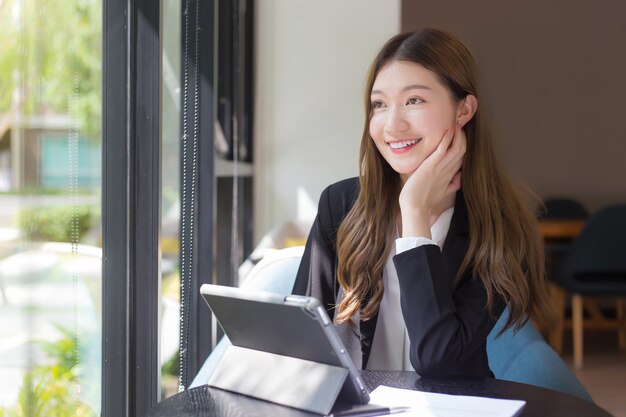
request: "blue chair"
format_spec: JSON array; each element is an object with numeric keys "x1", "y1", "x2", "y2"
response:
[
  {"x1": 192, "y1": 247, "x2": 593, "y2": 403},
  {"x1": 552, "y1": 204, "x2": 626, "y2": 369},
  {"x1": 487, "y1": 310, "x2": 592, "y2": 402}
]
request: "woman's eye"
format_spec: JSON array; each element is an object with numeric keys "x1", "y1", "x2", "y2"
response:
[
  {"x1": 371, "y1": 100, "x2": 385, "y2": 110},
  {"x1": 407, "y1": 97, "x2": 423, "y2": 105}
]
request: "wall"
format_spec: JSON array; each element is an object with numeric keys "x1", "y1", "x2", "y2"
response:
[
  {"x1": 253, "y1": 0, "x2": 401, "y2": 243},
  {"x1": 401, "y1": 0, "x2": 626, "y2": 213}
]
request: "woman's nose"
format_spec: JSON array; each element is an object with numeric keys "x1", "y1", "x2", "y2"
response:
[{"x1": 385, "y1": 107, "x2": 409, "y2": 133}]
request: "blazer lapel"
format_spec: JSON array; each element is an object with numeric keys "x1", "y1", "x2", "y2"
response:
[{"x1": 442, "y1": 190, "x2": 471, "y2": 286}]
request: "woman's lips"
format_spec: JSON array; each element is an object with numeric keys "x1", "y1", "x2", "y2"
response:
[{"x1": 388, "y1": 138, "x2": 422, "y2": 154}]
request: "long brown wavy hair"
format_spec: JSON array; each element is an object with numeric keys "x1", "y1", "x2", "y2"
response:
[{"x1": 335, "y1": 29, "x2": 553, "y2": 331}]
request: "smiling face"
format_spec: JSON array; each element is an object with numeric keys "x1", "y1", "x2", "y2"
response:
[{"x1": 369, "y1": 60, "x2": 462, "y2": 182}]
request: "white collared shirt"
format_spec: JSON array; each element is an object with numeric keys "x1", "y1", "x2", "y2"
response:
[{"x1": 366, "y1": 207, "x2": 454, "y2": 371}]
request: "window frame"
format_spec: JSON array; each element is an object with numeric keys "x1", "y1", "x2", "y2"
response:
[
  {"x1": 102, "y1": 0, "x2": 162, "y2": 415},
  {"x1": 102, "y1": 0, "x2": 253, "y2": 413},
  {"x1": 177, "y1": 0, "x2": 216, "y2": 389}
]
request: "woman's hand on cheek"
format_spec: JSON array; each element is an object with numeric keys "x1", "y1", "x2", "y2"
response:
[{"x1": 398, "y1": 123, "x2": 466, "y2": 237}]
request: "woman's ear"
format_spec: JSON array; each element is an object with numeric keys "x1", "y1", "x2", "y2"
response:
[{"x1": 457, "y1": 94, "x2": 478, "y2": 127}]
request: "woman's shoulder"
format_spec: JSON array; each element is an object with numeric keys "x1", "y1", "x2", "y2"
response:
[
  {"x1": 323, "y1": 177, "x2": 359, "y2": 199},
  {"x1": 321, "y1": 177, "x2": 360, "y2": 207},
  {"x1": 318, "y1": 177, "x2": 360, "y2": 222}
]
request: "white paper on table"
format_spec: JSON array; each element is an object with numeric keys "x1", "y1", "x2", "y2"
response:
[{"x1": 368, "y1": 385, "x2": 526, "y2": 417}]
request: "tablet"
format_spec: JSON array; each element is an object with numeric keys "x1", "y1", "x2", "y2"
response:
[{"x1": 199, "y1": 283, "x2": 370, "y2": 406}]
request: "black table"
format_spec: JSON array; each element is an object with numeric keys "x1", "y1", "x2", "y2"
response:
[{"x1": 147, "y1": 370, "x2": 612, "y2": 417}]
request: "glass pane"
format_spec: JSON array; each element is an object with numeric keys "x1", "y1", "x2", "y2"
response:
[
  {"x1": 0, "y1": 0, "x2": 102, "y2": 415},
  {"x1": 160, "y1": 0, "x2": 182, "y2": 399}
]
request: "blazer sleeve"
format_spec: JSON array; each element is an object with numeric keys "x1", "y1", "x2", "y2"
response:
[
  {"x1": 394, "y1": 245, "x2": 504, "y2": 377},
  {"x1": 292, "y1": 185, "x2": 338, "y2": 313}
]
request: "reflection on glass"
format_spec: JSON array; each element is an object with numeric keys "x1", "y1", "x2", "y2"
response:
[
  {"x1": 0, "y1": 0, "x2": 102, "y2": 415},
  {"x1": 160, "y1": 0, "x2": 182, "y2": 399}
]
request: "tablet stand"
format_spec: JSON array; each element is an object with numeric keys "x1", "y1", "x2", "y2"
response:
[{"x1": 208, "y1": 345, "x2": 349, "y2": 415}]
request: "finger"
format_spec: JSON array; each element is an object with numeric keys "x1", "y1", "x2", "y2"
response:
[
  {"x1": 439, "y1": 127, "x2": 465, "y2": 170},
  {"x1": 442, "y1": 158, "x2": 463, "y2": 187},
  {"x1": 451, "y1": 122, "x2": 467, "y2": 154},
  {"x1": 442, "y1": 127, "x2": 455, "y2": 150},
  {"x1": 442, "y1": 125, "x2": 466, "y2": 169},
  {"x1": 447, "y1": 170, "x2": 463, "y2": 194},
  {"x1": 434, "y1": 128, "x2": 454, "y2": 159},
  {"x1": 450, "y1": 170, "x2": 462, "y2": 188},
  {"x1": 421, "y1": 128, "x2": 452, "y2": 169}
]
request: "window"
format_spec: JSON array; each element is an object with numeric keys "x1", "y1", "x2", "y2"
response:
[
  {"x1": 160, "y1": 0, "x2": 182, "y2": 398},
  {"x1": 1, "y1": 1, "x2": 255, "y2": 415},
  {"x1": 159, "y1": 0, "x2": 255, "y2": 398},
  {"x1": 0, "y1": 0, "x2": 102, "y2": 415}
]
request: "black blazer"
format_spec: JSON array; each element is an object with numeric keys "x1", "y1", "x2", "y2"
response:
[{"x1": 293, "y1": 177, "x2": 504, "y2": 378}]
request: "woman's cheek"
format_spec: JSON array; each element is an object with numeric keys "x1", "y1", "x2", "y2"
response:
[
  {"x1": 369, "y1": 116, "x2": 383, "y2": 141},
  {"x1": 419, "y1": 115, "x2": 451, "y2": 148}
]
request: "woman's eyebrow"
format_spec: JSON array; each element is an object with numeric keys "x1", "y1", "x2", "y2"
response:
[
  {"x1": 371, "y1": 84, "x2": 431, "y2": 96},
  {"x1": 403, "y1": 84, "x2": 431, "y2": 92}
]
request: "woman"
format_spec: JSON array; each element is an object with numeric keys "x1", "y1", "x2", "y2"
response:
[{"x1": 292, "y1": 29, "x2": 553, "y2": 378}]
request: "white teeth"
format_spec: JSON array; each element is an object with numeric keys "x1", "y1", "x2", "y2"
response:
[{"x1": 389, "y1": 139, "x2": 420, "y2": 149}]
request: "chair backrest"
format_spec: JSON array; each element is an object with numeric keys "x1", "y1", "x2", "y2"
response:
[
  {"x1": 239, "y1": 246, "x2": 305, "y2": 292},
  {"x1": 190, "y1": 247, "x2": 305, "y2": 388},
  {"x1": 192, "y1": 247, "x2": 593, "y2": 402},
  {"x1": 487, "y1": 311, "x2": 592, "y2": 402},
  {"x1": 540, "y1": 198, "x2": 589, "y2": 220},
  {"x1": 558, "y1": 205, "x2": 626, "y2": 292}
]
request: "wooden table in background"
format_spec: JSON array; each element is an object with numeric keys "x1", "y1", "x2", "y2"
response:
[
  {"x1": 538, "y1": 220, "x2": 585, "y2": 239},
  {"x1": 537, "y1": 219, "x2": 586, "y2": 356}
]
